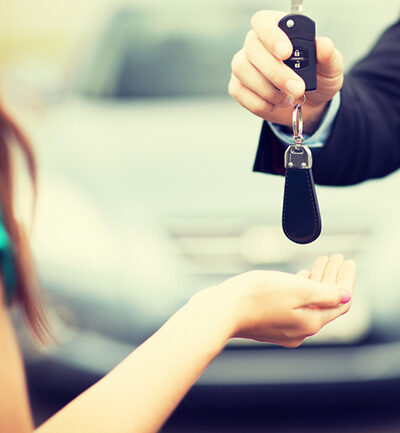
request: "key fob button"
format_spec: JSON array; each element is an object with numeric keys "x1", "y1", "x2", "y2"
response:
[
  {"x1": 278, "y1": 13, "x2": 317, "y2": 91},
  {"x1": 286, "y1": 47, "x2": 309, "y2": 70}
]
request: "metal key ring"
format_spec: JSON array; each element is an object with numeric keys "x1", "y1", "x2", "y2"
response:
[
  {"x1": 289, "y1": 94, "x2": 306, "y2": 107},
  {"x1": 292, "y1": 104, "x2": 304, "y2": 140}
]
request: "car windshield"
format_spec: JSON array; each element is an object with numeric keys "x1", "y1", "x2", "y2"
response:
[{"x1": 75, "y1": 5, "x2": 254, "y2": 98}]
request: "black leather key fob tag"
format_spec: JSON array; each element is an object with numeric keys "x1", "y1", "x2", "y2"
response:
[{"x1": 283, "y1": 145, "x2": 322, "y2": 244}]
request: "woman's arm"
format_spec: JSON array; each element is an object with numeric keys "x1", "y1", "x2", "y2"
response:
[
  {"x1": 37, "y1": 295, "x2": 232, "y2": 433},
  {"x1": 36, "y1": 254, "x2": 355, "y2": 433}
]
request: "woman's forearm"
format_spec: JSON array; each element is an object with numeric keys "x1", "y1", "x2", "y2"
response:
[
  {"x1": 36, "y1": 291, "x2": 235, "y2": 433},
  {"x1": 34, "y1": 259, "x2": 356, "y2": 433}
]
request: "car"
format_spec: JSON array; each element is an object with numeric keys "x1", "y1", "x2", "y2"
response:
[{"x1": 13, "y1": 0, "x2": 400, "y2": 415}]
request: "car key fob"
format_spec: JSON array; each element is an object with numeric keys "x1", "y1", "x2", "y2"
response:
[
  {"x1": 278, "y1": 13, "x2": 317, "y2": 91},
  {"x1": 283, "y1": 146, "x2": 321, "y2": 244},
  {"x1": 281, "y1": 101, "x2": 322, "y2": 244}
]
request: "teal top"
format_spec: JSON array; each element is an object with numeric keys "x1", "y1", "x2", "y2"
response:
[{"x1": 0, "y1": 212, "x2": 17, "y2": 305}]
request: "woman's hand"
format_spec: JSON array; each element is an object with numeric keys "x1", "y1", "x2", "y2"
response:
[
  {"x1": 192, "y1": 254, "x2": 356, "y2": 348},
  {"x1": 36, "y1": 255, "x2": 355, "y2": 433},
  {"x1": 229, "y1": 10, "x2": 344, "y2": 134}
]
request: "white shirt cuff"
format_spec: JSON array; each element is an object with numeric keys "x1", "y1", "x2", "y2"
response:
[{"x1": 268, "y1": 92, "x2": 341, "y2": 149}]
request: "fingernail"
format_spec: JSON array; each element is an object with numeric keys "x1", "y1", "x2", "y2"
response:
[
  {"x1": 275, "y1": 41, "x2": 291, "y2": 59},
  {"x1": 340, "y1": 290, "x2": 352, "y2": 304},
  {"x1": 286, "y1": 79, "x2": 304, "y2": 97}
]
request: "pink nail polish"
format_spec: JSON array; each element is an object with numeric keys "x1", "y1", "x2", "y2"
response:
[{"x1": 340, "y1": 291, "x2": 352, "y2": 304}]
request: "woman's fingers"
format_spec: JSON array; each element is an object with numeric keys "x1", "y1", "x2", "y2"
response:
[
  {"x1": 322, "y1": 254, "x2": 344, "y2": 284},
  {"x1": 228, "y1": 74, "x2": 274, "y2": 117},
  {"x1": 296, "y1": 279, "x2": 343, "y2": 309},
  {"x1": 231, "y1": 50, "x2": 287, "y2": 106},
  {"x1": 318, "y1": 304, "x2": 351, "y2": 327},
  {"x1": 297, "y1": 269, "x2": 311, "y2": 279},
  {"x1": 250, "y1": 10, "x2": 292, "y2": 60},
  {"x1": 310, "y1": 254, "x2": 348, "y2": 286},
  {"x1": 243, "y1": 30, "x2": 305, "y2": 98},
  {"x1": 300, "y1": 254, "x2": 355, "y2": 309},
  {"x1": 310, "y1": 256, "x2": 329, "y2": 282},
  {"x1": 337, "y1": 260, "x2": 357, "y2": 297},
  {"x1": 303, "y1": 288, "x2": 343, "y2": 309}
]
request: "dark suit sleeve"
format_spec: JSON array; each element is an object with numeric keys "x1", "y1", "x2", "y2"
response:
[{"x1": 254, "y1": 19, "x2": 400, "y2": 186}]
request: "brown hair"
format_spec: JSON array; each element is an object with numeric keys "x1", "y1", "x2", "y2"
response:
[{"x1": 0, "y1": 100, "x2": 50, "y2": 343}]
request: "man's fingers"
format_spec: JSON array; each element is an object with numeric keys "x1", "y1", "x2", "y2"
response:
[
  {"x1": 244, "y1": 30, "x2": 305, "y2": 98},
  {"x1": 316, "y1": 37, "x2": 335, "y2": 65},
  {"x1": 316, "y1": 37, "x2": 344, "y2": 79},
  {"x1": 228, "y1": 74, "x2": 274, "y2": 118},
  {"x1": 322, "y1": 254, "x2": 344, "y2": 284},
  {"x1": 297, "y1": 269, "x2": 311, "y2": 279},
  {"x1": 231, "y1": 50, "x2": 287, "y2": 106},
  {"x1": 251, "y1": 10, "x2": 292, "y2": 60}
]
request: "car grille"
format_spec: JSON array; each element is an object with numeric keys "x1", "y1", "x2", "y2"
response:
[{"x1": 166, "y1": 215, "x2": 371, "y2": 279}]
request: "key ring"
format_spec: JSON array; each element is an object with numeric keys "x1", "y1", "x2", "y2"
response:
[
  {"x1": 292, "y1": 104, "x2": 304, "y2": 144},
  {"x1": 288, "y1": 94, "x2": 306, "y2": 107}
]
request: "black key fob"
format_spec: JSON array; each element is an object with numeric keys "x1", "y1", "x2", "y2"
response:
[
  {"x1": 283, "y1": 145, "x2": 322, "y2": 244},
  {"x1": 278, "y1": 14, "x2": 317, "y2": 91}
]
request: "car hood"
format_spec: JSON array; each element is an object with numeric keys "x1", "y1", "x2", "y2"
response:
[{"x1": 33, "y1": 97, "x2": 277, "y2": 216}]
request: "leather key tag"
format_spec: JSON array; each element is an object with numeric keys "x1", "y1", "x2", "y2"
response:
[{"x1": 283, "y1": 145, "x2": 322, "y2": 244}]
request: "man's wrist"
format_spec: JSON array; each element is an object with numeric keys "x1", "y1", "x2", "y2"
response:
[
  {"x1": 268, "y1": 92, "x2": 341, "y2": 149},
  {"x1": 304, "y1": 102, "x2": 330, "y2": 135}
]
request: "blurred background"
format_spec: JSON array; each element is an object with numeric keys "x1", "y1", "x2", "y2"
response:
[{"x1": 2, "y1": 0, "x2": 400, "y2": 431}]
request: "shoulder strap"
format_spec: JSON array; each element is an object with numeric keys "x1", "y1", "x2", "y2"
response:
[{"x1": 0, "y1": 212, "x2": 17, "y2": 305}]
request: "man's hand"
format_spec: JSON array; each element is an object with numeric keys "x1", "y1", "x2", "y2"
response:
[{"x1": 229, "y1": 10, "x2": 344, "y2": 134}]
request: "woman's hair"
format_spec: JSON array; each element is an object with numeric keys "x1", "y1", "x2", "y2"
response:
[{"x1": 0, "y1": 100, "x2": 50, "y2": 343}]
